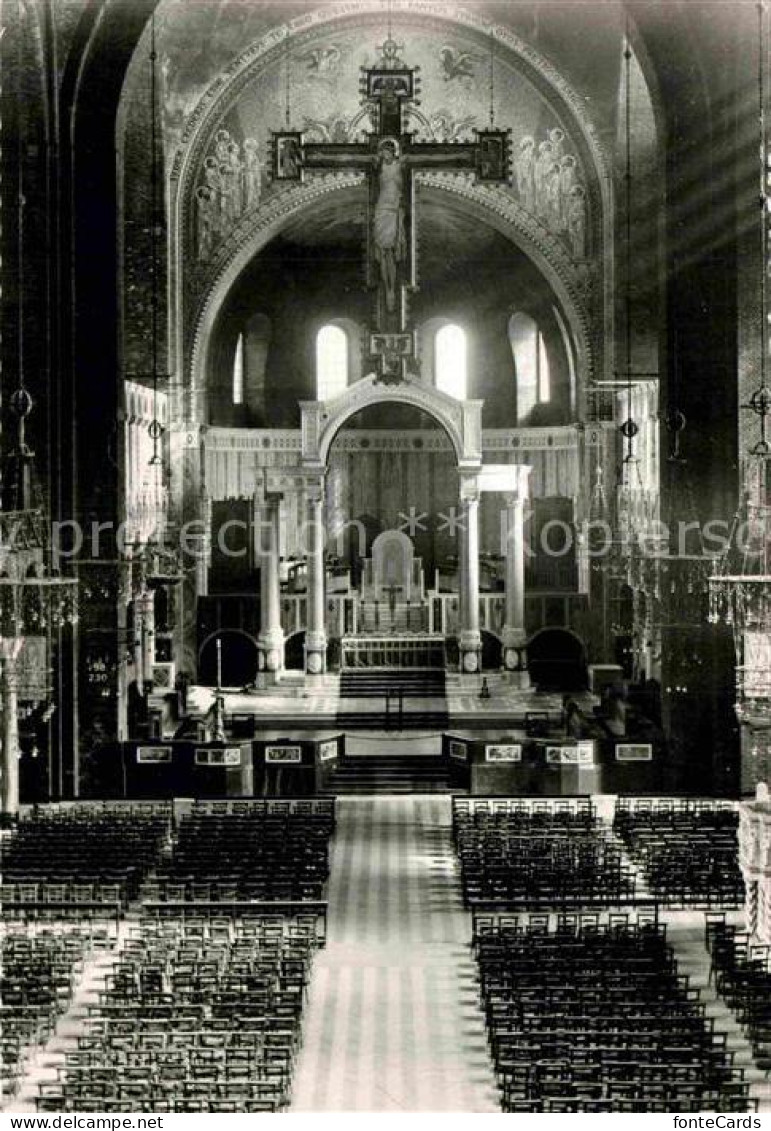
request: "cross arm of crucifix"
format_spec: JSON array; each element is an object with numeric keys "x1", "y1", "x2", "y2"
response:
[
  {"x1": 300, "y1": 137, "x2": 510, "y2": 181},
  {"x1": 301, "y1": 141, "x2": 484, "y2": 177},
  {"x1": 272, "y1": 131, "x2": 511, "y2": 184},
  {"x1": 402, "y1": 142, "x2": 478, "y2": 171},
  {"x1": 301, "y1": 144, "x2": 377, "y2": 172},
  {"x1": 403, "y1": 131, "x2": 511, "y2": 183}
]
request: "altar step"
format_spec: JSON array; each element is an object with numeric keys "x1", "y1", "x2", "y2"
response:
[
  {"x1": 321, "y1": 755, "x2": 452, "y2": 794},
  {"x1": 340, "y1": 670, "x2": 447, "y2": 698},
  {"x1": 336, "y1": 709, "x2": 449, "y2": 730}
]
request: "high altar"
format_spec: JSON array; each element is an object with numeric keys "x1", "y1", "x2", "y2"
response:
[
  {"x1": 339, "y1": 530, "x2": 445, "y2": 668},
  {"x1": 238, "y1": 377, "x2": 535, "y2": 683}
]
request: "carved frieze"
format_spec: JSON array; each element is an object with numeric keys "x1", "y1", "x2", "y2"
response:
[{"x1": 203, "y1": 423, "x2": 599, "y2": 453}]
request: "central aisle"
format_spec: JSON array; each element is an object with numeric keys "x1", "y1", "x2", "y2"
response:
[{"x1": 291, "y1": 796, "x2": 500, "y2": 1112}]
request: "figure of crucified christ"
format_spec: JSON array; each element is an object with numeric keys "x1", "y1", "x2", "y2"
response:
[{"x1": 372, "y1": 138, "x2": 406, "y2": 314}]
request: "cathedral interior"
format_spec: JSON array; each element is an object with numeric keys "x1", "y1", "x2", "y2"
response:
[{"x1": 2, "y1": 0, "x2": 771, "y2": 1116}]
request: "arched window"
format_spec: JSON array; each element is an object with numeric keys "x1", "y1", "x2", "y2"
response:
[
  {"x1": 508, "y1": 313, "x2": 551, "y2": 422},
  {"x1": 243, "y1": 313, "x2": 271, "y2": 420},
  {"x1": 435, "y1": 324, "x2": 467, "y2": 400},
  {"x1": 232, "y1": 332, "x2": 244, "y2": 405},
  {"x1": 316, "y1": 324, "x2": 348, "y2": 400}
]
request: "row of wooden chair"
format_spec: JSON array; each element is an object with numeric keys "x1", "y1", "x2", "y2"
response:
[
  {"x1": 475, "y1": 917, "x2": 753, "y2": 1112},
  {"x1": 148, "y1": 812, "x2": 332, "y2": 904},
  {"x1": 613, "y1": 804, "x2": 744, "y2": 907},
  {"x1": 706, "y1": 917, "x2": 771, "y2": 1067},
  {"x1": 34, "y1": 913, "x2": 323, "y2": 1113},
  {"x1": 1, "y1": 810, "x2": 171, "y2": 903},
  {"x1": 1, "y1": 929, "x2": 92, "y2": 1098},
  {"x1": 453, "y1": 798, "x2": 596, "y2": 842},
  {"x1": 455, "y1": 809, "x2": 635, "y2": 906}
]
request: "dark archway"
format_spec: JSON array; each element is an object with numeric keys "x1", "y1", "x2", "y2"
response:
[
  {"x1": 285, "y1": 631, "x2": 306, "y2": 671},
  {"x1": 481, "y1": 630, "x2": 503, "y2": 671},
  {"x1": 527, "y1": 628, "x2": 587, "y2": 691},
  {"x1": 198, "y1": 630, "x2": 258, "y2": 687},
  {"x1": 285, "y1": 631, "x2": 339, "y2": 672}
]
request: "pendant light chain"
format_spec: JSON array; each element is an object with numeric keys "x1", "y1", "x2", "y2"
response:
[
  {"x1": 742, "y1": 2, "x2": 771, "y2": 458},
  {"x1": 760, "y1": 0, "x2": 767, "y2": 397},
  {"x1": 284, "y1": 29, "x2": 291, "y2": 129},
  {"x1": 148, "y1": 15, "x2": 163, "y2": 467},
  {"x1": 11, "y1": 0, "x2": 33, "y2": 475},
  {"x1": 489, "y1": 26, "x2": 496, "y2": 129},
  {"x1": 622, "y1": 22, "x2": 637, "y2": 473},
  {"x1": 17, "y1": 40, "x2": 24, "y2": 397}
]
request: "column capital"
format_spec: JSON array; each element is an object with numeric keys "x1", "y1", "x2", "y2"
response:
[
  {"x1": 260, "y1": 466, "x2": 325, "y2": 499},
  {"x1": 3, "y1": 664, "x2": 19, "y2": 692},
  {"x1": 0, "y1": 638, "x2": 23, "y2": 664},
  {"x1": 459, "y1": 474, "x2": 480, "y2": 504},
  {"x1": 305, "y1": 485, "x2": 325, "y2": 506},
  {"x1": 504, "y1": 466, "x2": 533, "y2": 507}
]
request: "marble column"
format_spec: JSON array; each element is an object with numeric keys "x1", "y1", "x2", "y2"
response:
[
  {"x1": 304, "y1": 483, "x2": 327, "y2": 676},
  {"x1": 502, "y1": 467, "x2": 532, "y2": 687},
  {"x1": 173, "y1": 524, "x2": 209, "y2": 688},
  {"x1": 193, "y1": 528, "x2": 210, "y2": 601},
  {"x1": 458, "y1": 476, "x2": 481, "y2": 674},
  {"x1": 256, "y1": 492, "x2": 285, "y2": 682},
  {"x1": 458, "y1": 517, "x2": 467, "y2": 641},
  {"x1": 1, "y1": 649, "x2": 21, "y2": 817},
  {"x1": 171, "y1": 425, "x2": 209, "y2": 680},
  {"x1": 134, "y1": 588, "x2": 156, "y2": 690},
  {"x1": 576, "y1": 521, "x2": 591, "y2": 595}
]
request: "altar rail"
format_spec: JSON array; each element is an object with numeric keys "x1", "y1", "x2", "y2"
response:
[
  {"x1": 341, "y1": 634, "x2": 446, "y2": 669},
  {"x1": 277, "y1": 588, "x2": 592, "y2": 639}
]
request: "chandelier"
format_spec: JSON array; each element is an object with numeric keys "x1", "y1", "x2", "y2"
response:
[
  {"x1": 0, "y1": 35, "x2": 79, "y2": 818},
  {"x1": 709, "y1": 457, "x2": 771, "y2": 711}
]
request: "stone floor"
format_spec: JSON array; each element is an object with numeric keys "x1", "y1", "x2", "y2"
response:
[{"x1": 290, "y1": 796, "x2": 500, "y2": 1111}]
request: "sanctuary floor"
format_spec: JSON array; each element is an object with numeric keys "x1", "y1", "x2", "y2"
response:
[{"x1": 184, "y1": 673, "x2": 590, "y2": 733}]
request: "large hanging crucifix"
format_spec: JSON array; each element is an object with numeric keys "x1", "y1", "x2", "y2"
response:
[{"x1": 271, "y1": 38, "x2": 511, "y2": 384}]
